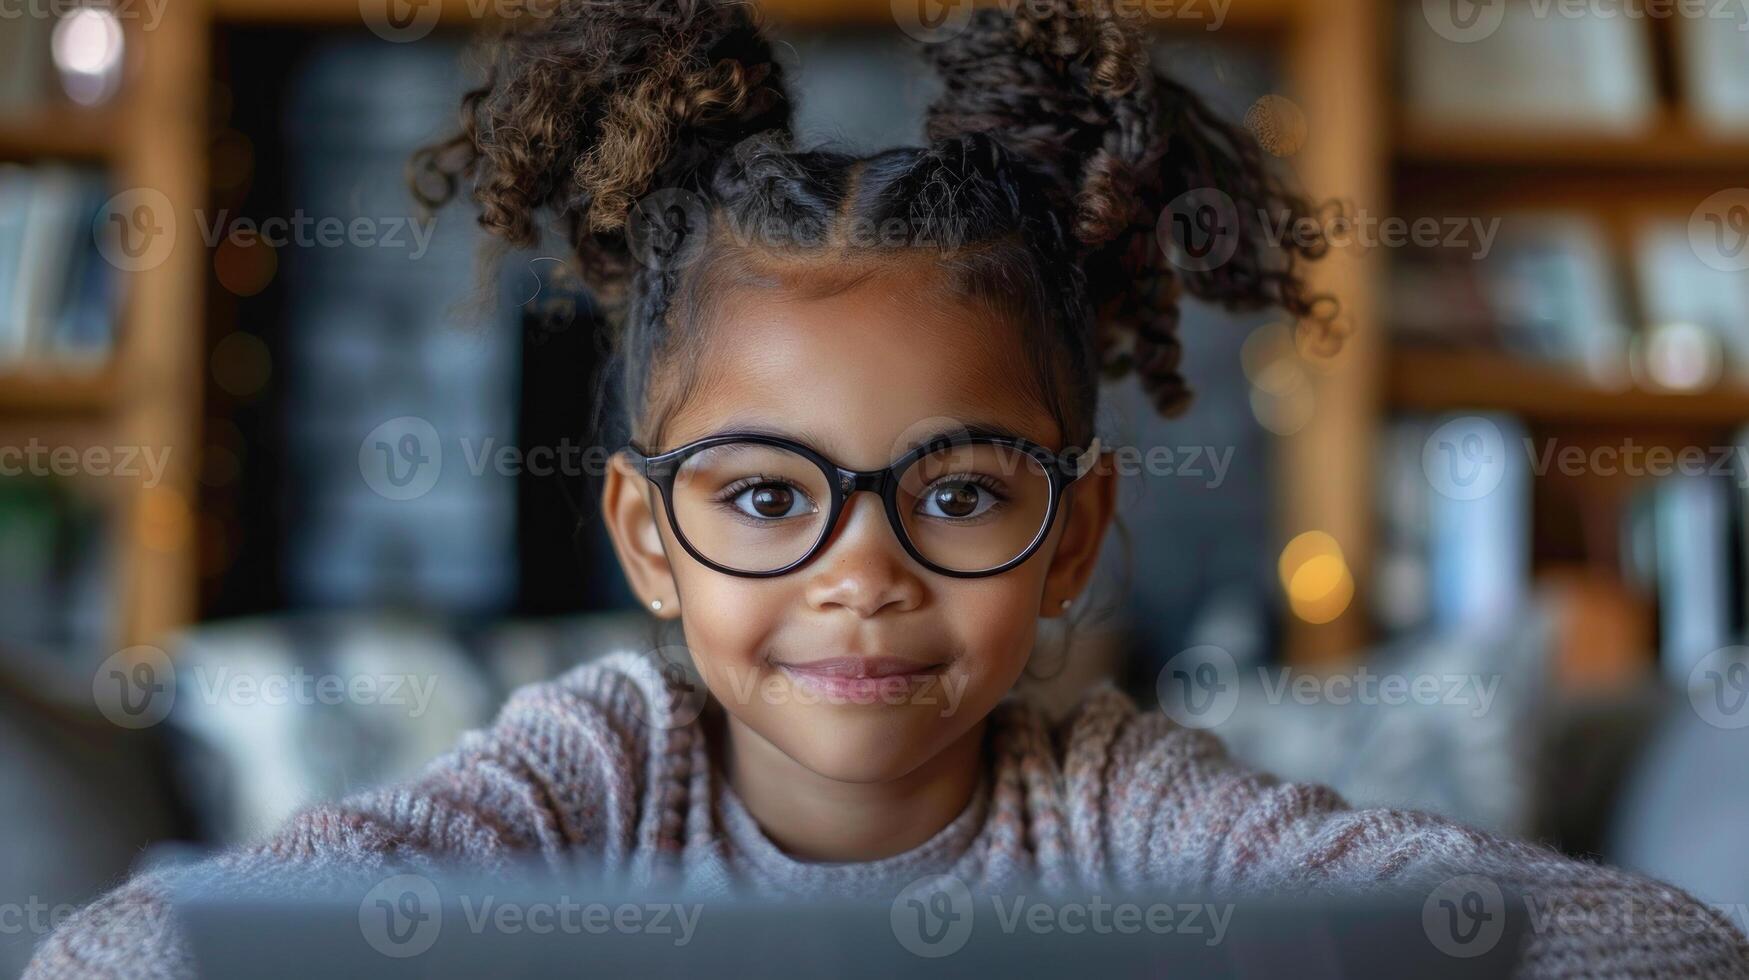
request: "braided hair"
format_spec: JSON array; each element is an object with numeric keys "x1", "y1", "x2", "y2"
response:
[{"x1": 410, "y1": 0, "x2": 1335, "y2": 446}]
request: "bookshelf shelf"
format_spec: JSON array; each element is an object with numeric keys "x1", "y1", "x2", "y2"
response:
[
  {"x1": 0, "y1": 367, "x2": 118, "y2": 414},
  {"x1": 1387, "y1": 348, "x2": 1749, "y2": 427},
  {"x1": 0, "y1": 107, "x2": 121, "y2": 163},
  {"x1": 1396, "y1": 120, "x2": 1749, "y2": 173}
]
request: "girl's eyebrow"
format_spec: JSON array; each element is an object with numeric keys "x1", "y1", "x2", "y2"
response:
[
  {"x1": 894, "y1": 422, "x2": 1029, "y2": 453},
  {"x1": 699, "y1": 419, "x2": 1033, "y2": 457}
]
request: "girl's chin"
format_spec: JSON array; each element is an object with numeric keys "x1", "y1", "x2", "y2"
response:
[
  {"x1": 753, "y1": 705, "x2": 975, "y2": 783},
  {"x1": 777, "y1": 732, "x2": 948, "y2": 785}
]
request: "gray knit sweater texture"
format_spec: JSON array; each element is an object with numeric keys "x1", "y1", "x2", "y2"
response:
[{"x1": 25, "y1": 651, "x2": 1749, "y2": 978}]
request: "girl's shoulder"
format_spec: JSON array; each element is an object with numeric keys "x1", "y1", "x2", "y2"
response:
[
  {"x1": 450, "y1": 650, "x2": 699, "y2": 816},
  {"x1": 487, "y1": 649, "x2": 696, "y2": 739}
]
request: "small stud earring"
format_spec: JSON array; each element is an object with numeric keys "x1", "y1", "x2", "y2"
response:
[
  {"x1": 650, "y1": 599, "x2": 664, "y2": 612},
  {"x1": 1059, "y1": 598, "x2": 1072, "y2": 611}
]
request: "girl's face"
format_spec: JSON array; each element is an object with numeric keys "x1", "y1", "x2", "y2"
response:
[{"x1": 603, "y1": 260, "x2": 1115, "y2": 784}]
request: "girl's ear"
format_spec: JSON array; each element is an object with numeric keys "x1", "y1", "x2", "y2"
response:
[
  {"x1": 1040, "y1": 451, "x2": 1117, "y2": 618},
  {"x1": 602, "y1": 453, "x2": 682, "y2": 618}
]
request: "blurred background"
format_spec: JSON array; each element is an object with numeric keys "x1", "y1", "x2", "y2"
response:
[{"x1": 4, "y1": 0, "x2": 1749, "y2": 970}]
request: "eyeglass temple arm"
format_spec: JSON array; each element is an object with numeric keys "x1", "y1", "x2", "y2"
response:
[{"x1": 1071, "y1": 437, "x2": 1103, "y2": 480}]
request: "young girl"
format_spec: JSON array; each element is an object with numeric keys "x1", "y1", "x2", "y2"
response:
[{"x1": 29, "y1": 1, "x2": 1749, "y2": 977}]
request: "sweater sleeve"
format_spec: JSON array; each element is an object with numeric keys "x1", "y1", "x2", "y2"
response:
[
  {"x1": 1083, "y1": 693, "x2": 1749, "y2": 979},
  {"x1": 23, "y1": 654, "x2": 670, "y2": 980}
]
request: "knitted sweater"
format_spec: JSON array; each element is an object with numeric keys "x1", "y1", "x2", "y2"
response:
[{"x1": 26, "y1": 651, "x2": 1749, "y2": 978}]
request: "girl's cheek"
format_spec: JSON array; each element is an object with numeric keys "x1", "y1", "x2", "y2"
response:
[
  {"x1": 675, "y1": 574, "x2": 793, "y2": 668},
  {"x1": 946, "y1": 577, "x2": 1046, "y2": 662}
]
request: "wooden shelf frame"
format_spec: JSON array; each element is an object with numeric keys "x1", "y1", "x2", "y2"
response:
[
  {"x1": 0, "y1": 366, "x2": 118, "y2": 414},
  {"x1": 1397, "y1": 116, "x2": 1749, "y2": 173},
  {"x1": 0, "y1": 106, "x2": 122, "y2": 163},
  {"x1": 1388, "y1": 349, "x2": 1749, "y2": 428}
]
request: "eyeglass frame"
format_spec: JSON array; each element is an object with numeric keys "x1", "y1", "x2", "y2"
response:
[{"x1": 621, "y1": 431, "x2": 1103, "y2": 579}]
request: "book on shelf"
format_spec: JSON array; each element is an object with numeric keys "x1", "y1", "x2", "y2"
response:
[
  {"x1": 50, "y1": 176, "x2": 117, "y2": 360},
  {"x1": 0, "y1": 476, "x2": 112, "y2": 663},
  {"x1": 1383, "y1": 418, "x2": 1749, "y2": 687},
  {"x1": 1389, "y1": 213, "x2": 1632, "y2": 385},
  {"x1": 1676, "y1": 7, "x2": 1749, "y2": 134},
  {"x1": 0, "y1": 14, "x2": 52, "y2": 117},
  {"x1": 1402, "y1": 1, "x2": 1655, "y2": 133},
  {"x1": 0, "y1": 167, "x2": 31, "y2": 361},
  {"x1": 1631, "y1": 472, "x2": 1741, "y2": 686},
  {"x1": 1634, "y1": 218, "x2": 1749, "y2": 382},
  {"x1": 0, "y1": 164, "x2": 116, "y2": 367},
  {"x1": 1374, "y1": 414, "x2": 1532, "y2": 635}
]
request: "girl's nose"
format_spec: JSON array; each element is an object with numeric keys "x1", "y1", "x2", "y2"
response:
[{"x1": 803, "y1": 494, "x2": 924, "y2": 617}]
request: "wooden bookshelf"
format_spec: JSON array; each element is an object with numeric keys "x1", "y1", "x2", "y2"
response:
[
  {"x1": 1388, "y1": 349, "x2": 1749, "y2": 427},
  {"x1": 0, "y1": 367, "x2": 118, "y2": 414},
  {"x1": 1397, "y1": 118, "x2": 1749, "y2": 173},
  {"x1": 0, "y1": 106, "x2": 121, "y2": 163},
  {"x1": 0, "y1": 8, "x2": 206, "y2": 657},
  {"x1": 1376, "y1": 4, "x2": 1749, "y2": 686}
]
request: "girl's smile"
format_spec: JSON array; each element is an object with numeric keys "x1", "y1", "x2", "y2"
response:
[{"x1": 772, "y1": 656, "x2": 951, "y2": 705}]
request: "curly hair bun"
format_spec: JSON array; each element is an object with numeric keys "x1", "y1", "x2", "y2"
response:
[
  {"x1": 410, "y1": 0, "x2": 791, "y2": 283},
  {"x1": 923, "y1": 0, "x2": 1335, "y2": 417},
  {"x1": 412, "y1": 0, "x2": 1336, "y2": 425}
]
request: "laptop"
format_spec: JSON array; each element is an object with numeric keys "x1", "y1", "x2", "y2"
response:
[{"x1": 171, "y1": 866, "x2": 1525, "y2": 978}]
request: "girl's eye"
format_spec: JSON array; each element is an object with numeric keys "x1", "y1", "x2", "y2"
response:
[
  {"x1": 918, "y1": 478, "x2": 999, "y2": 520},
  {"x1": 730, "y1": 481, "x2": 815, "y2": 520}
]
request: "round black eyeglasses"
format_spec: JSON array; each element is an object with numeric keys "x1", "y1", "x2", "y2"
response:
[{"x1": 621, "y1": 432, "x2": 1101, "y2": 579}]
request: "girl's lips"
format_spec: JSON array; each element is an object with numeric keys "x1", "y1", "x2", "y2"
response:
[
  {"x1": 775, "y1": 656, "x2": 942, "y2": 679},
  {"x1": 775, "y1": 657, "x2": 946, "y2": 703}
]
